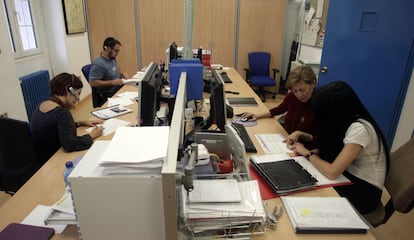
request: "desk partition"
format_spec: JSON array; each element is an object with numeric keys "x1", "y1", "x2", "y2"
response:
[{"x1": 163, "y1": 72, "x2": 187, "y2": 240}]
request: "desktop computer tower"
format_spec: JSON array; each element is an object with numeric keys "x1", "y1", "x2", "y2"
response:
[{"x1": 68, "y1": 141, "x2": 166, "y2": 240}]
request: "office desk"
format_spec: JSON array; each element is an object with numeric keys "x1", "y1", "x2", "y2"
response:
[{"x1": 0, "y1": 69, "x2": 375, "y2": 240}]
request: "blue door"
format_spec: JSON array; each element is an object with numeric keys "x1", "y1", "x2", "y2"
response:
[{"x1": 318, "y1": 0, "x2": 414, "y2": 145}]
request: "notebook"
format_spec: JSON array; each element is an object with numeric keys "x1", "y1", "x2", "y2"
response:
[
  {"x1": 281, "y1": 196, "x2": 370, "y2": 233},
  {"x1": 250, "y1": 158, "x2": 317, "y2": 195},
  {"x1": 0, "y1": 223, "x2": 54, "y2": 240}
]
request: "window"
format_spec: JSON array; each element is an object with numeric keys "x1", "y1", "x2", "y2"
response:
[{"x1": 3, "y1": 0, "x2": 40, "y2": 58}]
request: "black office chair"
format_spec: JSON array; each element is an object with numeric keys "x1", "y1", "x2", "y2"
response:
[
  {"x1": 82, "y1": 64, "x2": 101, "y2": 108},
  {"x1": 244, "y1": 52, "x2": 279, "y2": 102},
  {"x1": 0, "y1": 117, "x2": 41, "y2": 195}
]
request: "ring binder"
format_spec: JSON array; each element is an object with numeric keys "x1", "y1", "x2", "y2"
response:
[{"x1": 251, "y1": 158, "x2": 317, "y2": 195}]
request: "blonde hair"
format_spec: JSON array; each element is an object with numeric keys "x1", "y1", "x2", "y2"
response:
[{"x1": 286, "y1": 66, "x2": 316, "y2": 89}]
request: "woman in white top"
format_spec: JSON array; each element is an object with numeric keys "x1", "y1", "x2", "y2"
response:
[{"x1": 290, "y1": 81, "x2": 389, "y2": 214}]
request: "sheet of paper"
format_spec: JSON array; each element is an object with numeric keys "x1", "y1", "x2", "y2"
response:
[
  {"x1": 255, "y1": 133, "x2": 293, "y2": 154},
  {"x1": 188, "y1": 179, "x2": 241, "y2": 203},
  {"x1": 293, "y1": 156, "x2": 351, "y2": 186},
  {"x1": 182, "y1": 180, "x2": 265, "y2": 219},
  {"x1": 117, "y1": 91, "x2": 138, "y2": 99},
  {"x1": 22, "y1": 205, "x2": 67, "y2": 234},
  {"x1": 86, "y1": 118, "x2": 131, "y2": 136},
  {"x1": 107, "y1": 97, "x2": 134, "y2": 107},
  {"x1": 98, "y1": 126, "x2": 169, "y2": 164},
  {"x1": 51, "y1": 190, "x2": 75, "y2": 215}
]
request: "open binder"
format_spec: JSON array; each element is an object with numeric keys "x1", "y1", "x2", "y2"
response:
[{"x1": 250, "y1": 158, "x2": 317, "y2": 195}]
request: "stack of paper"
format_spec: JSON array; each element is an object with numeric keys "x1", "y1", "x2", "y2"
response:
[
  {"x1": 181, "y1": 180, "x2": 266, "y2": 238},
  {"x1": 44, "y1": 189, "x2": 77, "y2": 225},
  {"x1": 98, "y1": 126, "x2": 169, "y2": 174}
]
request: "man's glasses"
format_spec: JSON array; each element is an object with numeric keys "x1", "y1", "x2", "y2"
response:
[{"x1": 111, "y1": 48, "x2": 120, "y2": 53}]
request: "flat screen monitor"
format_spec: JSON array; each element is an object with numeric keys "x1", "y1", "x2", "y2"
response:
[
  {"x1": 164, "y1": 41, "x2": 178, "y2": 71},
  {"x1": 137, "y1": 62, "x2": 162, "y2": 126},
  {"x1": 205, "y1": 69, "x2": 227, "y2": 132}
]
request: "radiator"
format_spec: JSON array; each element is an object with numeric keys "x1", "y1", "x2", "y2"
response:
[{"x1": 19, "y1": 70, "x2": 51, "y2": 121}]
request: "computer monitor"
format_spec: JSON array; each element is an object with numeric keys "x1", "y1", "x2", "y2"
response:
[
  {"x1": 137, "y1": 62, "x2": 162, "y2": 126},
  {"x1": 205, "y1": 69, "x2": 227, "y2": 132},
  {"x1": 164, "y1": 41, "x2": 178, "y2": 71}
]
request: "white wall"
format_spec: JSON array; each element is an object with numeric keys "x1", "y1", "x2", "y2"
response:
[
  {"x1": 41, "y1": 0, "x2": 91, "y2": 100},
  {"x1": 392, "y1": 69, "x2": 414, "y2": 151},
  {"x1": 0, "y1": 3, "x2": 27, "y2": 120}
]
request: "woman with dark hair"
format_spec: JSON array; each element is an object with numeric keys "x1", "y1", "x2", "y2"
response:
[
  {"x1": 31, "y1": 73, "x2": 104, "y2": 164},
  {"x1": 290, "y1": 81, "x2": 389, "y2": 214}
]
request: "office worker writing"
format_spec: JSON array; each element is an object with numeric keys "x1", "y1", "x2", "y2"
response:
[
  {"x1": 242, "y1": 66, "x2": 318, "y2": 148},
  {"x1": 31, "y1": 73, "x2": 104, "y2": 164},
  {"x1": 290, "y1": 81, "x2": 389, "y2": 214},
  {"x1": 89, "y1": 37, "x2": 129, "y2": 107}
]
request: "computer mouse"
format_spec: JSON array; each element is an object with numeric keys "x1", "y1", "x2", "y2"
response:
[{"x1": 241, "y1": 116, "x2": 252, "y2": 122}]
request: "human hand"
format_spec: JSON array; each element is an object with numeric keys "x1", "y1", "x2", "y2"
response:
[
  {"x1": 288, "y1": 142, "x2": 309, "y2": 156},
  {"x1": 90, "y1": 125, "x2": 104, "y2": 139},
  {"x1": 285, "y1": 131, "x2": 301, "y2": 145},
  {"x1": 240, "y1": 112, "x2": 256, "y2": 120},
  {"x1": 83, "y1": 119, "x2": 104, "y2": 127},
  {"x1": 112, "y1": 79, "x2": 124, "y2": 86}
]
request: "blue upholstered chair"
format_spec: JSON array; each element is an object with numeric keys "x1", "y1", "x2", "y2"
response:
[
  {"x1": 81, "y1": 64, "x2": 101, "y2": 108},
  {"x1": 244, "y1": 52, "x2": 279, "y2": 102}
]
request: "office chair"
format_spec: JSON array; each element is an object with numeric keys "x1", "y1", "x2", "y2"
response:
[
  {"x1": 82, "y1": 64, "x2": 101, "y2": 108},
  {"x1": 0, "y1": 117, "x2": 41, "y2": 195},
  {"x1": 363, "y1": 138, "x2": 414, "y2": 227},
  {"x1": 244, "y1": 52, "x2": 279, "y2": 102}
]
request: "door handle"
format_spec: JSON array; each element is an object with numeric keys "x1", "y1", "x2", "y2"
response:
[{"x1": 321, "y1": 66, "x2": 328, "y2": 73}]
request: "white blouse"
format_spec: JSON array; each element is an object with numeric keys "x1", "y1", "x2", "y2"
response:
[{"x1": 343, "y1": 119, "x2": 386, "y2": 189}]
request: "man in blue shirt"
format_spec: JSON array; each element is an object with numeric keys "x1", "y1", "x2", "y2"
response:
[{"x1": 89, "y1": 37, "x2": 129, "y2": 107}]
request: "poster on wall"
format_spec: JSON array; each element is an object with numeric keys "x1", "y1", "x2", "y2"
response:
[{"x1": 62, "y1": 0, "x2": 86, "y2": 34}]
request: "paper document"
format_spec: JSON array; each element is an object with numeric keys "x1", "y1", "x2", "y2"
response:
[
  {"x1": 91, "y1": 105, "x2": 132, "y2": 120},
  {"x1": 182, "y1": 180, "x2": 265, "y2": 219},
  {"x1": 86, "y1": 118, "x2": 130, "y2": 136},
  {"x1": 188, "y1": 179, "x2": 241, "y2": 203},
  {"x1": 99, "y1": 126, "x2": 169, "y2": 165},
  {"x1": 22, "y1": 205, "x2": 67, "y2": 234},
  {"x1": 255, "y1": 133, "x2": 293, "y2": 154},
  {"x1": 122, "y1": 79, "x2": 139, "y2": 85},
  {"x1": 281, "y1": 196, "x2": 370, "y2": 233}
]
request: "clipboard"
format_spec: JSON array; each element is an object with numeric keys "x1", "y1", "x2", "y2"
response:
[{"x1": 91, "y1": 104, "x2": 132, "y2": 120}]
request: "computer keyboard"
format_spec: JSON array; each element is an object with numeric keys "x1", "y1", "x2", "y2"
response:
[
  {"x1": 220, "y1": 72, "x2": 233, "y2": 83},
  {"x1": 230, "y1": 122, "x2": 257, "y2": 153}
]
